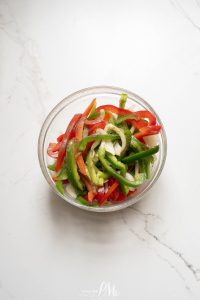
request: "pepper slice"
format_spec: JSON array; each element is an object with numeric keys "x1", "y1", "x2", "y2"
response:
[
  {"x1": 119, "y1": 93, "x2": 128, "y2": 109},
  {"x1": 121, "y1": 145, "x2": 159, "y2": 164},
  {"x1": 106, "y1": 153, "x2": 126, "y2": 174},
  {"x1": 55, "y1": 114, "x2": 82, "y2": 172},
  {"x1": 57, "y1": 164, "x2": 68, "y2": 180},
  {"x1": 83, "y1": 98, "x2": 96, "y2": 117},
  {"x1": 86, "y1": 151, "x2": 104, "y2": 186},
  {"x1": 88, "y1": 121, "x2": 106, "y2": 135},
  {"x1": 55, "y1": 180, "x2": 64, "y2": 195},
  {"x1": 57, "y1": 133, "x2": 64, "y2": 143},
  {"x1": 66, "y1": 139, "x2": 83, "y2": 191},
  {"x1": 99, "y1": 180, "x2": 119, "y2": 206},
  {"x1": 76, "y1": 195, "x2": 97, "y2": 207},
  {"x1": 47, "y1": 142, "x2": 61, "y2": 158},
  {"x1": 85, "y1": 117, "x2": 103, "y2": 125},
  {"x1": 135, "y1": 111, "x2": 156, "y2": 125},
  {"x1": 98, "y1": 147, "x2": 144, "y2": 188},
  {"x1": 134, "y1": 125, "x2": 161, "y2": 141},
  {"x1": 130, "y1": 136, "x2": 147, "y2": 152},
  {"x1": 78, "y1": 134, "x2": 120, "y2": 152},
  {"x1": 115, "y1": 114, "x2": 140, "y2": 125},
  {"x1": 96, "y1": 105, "x2": 137, "y2": 116}
]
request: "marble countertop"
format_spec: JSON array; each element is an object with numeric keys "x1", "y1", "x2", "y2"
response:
[{"x1": 1, "y1": 0, "x2": 200, "y2": 299}]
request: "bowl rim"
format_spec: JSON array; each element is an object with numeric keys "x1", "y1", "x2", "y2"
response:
[{"x1": 38, "y1": 85, "x2": 167, "y2": 212}]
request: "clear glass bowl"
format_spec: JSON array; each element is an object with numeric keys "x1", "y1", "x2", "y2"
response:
[{"x1": 38, "y1": 86, "x2": 167, "y2": 212}]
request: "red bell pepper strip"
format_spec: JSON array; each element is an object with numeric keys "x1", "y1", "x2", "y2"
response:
[
  {"x1": 83, "y1": 98, "x2": 96, "y2": 117},
  {"x1": 55, "y1": 114, "x2": 82, "y2": 172},
  {"x1": 57, "y1": 133, "x2": 64, "y2": 143},
  {"x1": 110, "y1": 187, "x2": 120, "y2": 201},
  {"x1": 96, "y1": 105, "x2": 137, "y2": 116},
  {"x1": 85, "y1": 117, "x2": 103, "y2": 125},
  {"x1": 132, "y1": 110, "x2": 156, "y2": 129},
  {"x1": 47, "y1": 142, "x2": 61, "y2": 158},
  {"x1": 75, "y1": 116, "x2": 86, "y2": 141},
  {"x1": 131, "y1": 119, "x2": 148, "y2": 129},
  {"x1": 88, "y1": 121, "x2": 106, "y2": 135},
  {"x1": 99, "y1": 180, "x2": 119, "y2": 206},
  {"x1": 134, "y1": 125, "x2": 161, "y2": 141},
  {"x1": 136, "y1": 111, "x2": 156, "y2": 125},
  {"x1": 75, "y1": 116, "x2": 88, "y2": 176}
]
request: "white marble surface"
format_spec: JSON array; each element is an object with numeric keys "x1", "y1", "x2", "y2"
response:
[{"x1": 1, "y1": 0, "x2": 200, "y2": 299}]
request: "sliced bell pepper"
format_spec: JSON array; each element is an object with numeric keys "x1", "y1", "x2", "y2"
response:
[
  {"x1": 57, "y1": 164, "x2": 68, "y2": 180},
  {"x1": 55, "y1": 180, "x2": 64, "y2": 195},
  {"x1": 47, "y1": 142, "x2": 61, "y2": 158},
  {"x1": 96, "y1": 171, "x2": 109, "y2": 180},
  {"x1": 131, "y1": 119, "x2": 148, "y2": 129},
  {"x1": 131, "y1": 111, "x2": 156, "y2": 129},
  {"x1": 106, "y1": 153, "x2": 126, "y2": 174},
  {"x1": 134, "y1": 125, "x2": 161, "y2": 141},
  {"x1": 130, "y1": 136, "x2": 147, "y2": 152},
  {"x1": 88, "y1": 121, "x2": 106, "y2": 135},
  {"x1": 66, "y1": 139, "x2": 83, "y2": 191},
  {"x1": 78, "y1": 134, "x2": 120, "y2": 152},
  {"x1": 76, "y1": 195, "x2": 97, "y2": 206},
  {"x1": 85, "y1": 117, "x2": 103, "y2": 126},
  {"x1": 99, "y1": 180, "x2": 119, "y2": 206},
  {"x1": 86, "y1": 151, "x2": 104, "y2": 186},
  {"x1": 83, "y1": 98, "x2": 96, "y2": 117},
  {"x1": 75, "y1": 116, "x2": 86, "y2": 141},
  {"x1": 98, "y1": 147, "x2": 144, "y2": 188},
  {"x1": 96, "y1": 105, "x2": 137, "y2": 116},
  {"x1": 115, "y1": 114, "x2": 140, "y2": 125},
  {"x1": 119, "y1": 93, "x2": 128, "y2": 109},
  {"x1": 47, "y1": 164, "x2": 56, "y2": 171},
  {"x1": 115, "y1": 190, "x2": 127, "y2": 201},
  {"x1": 121, "y1": 145, "x2": 159, "y2": 164},
  {"x1": 55, "y1": 114, "x2": 82, "y2": 172},
  {"x1": 57, "y1": 133, "x2": 64, "y2": 142},
  {"x1": 135, "y1": 111, "x2": 156, "y2": 125}
]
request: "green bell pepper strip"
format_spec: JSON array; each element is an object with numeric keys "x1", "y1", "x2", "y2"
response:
[
  {"x1": 57, "y1": 164, "x2": 68, "y2": 180},
  {"x1": 66, "y1": 139, "x2": 83, "y2": 191},
  {"x1": 55, "y1": 180, "x2": 64, "y2": 195},
  {"x1": 78, "y1": 134, "x2": 120, "y2": 152},
  {"x1": 120, "y1": 170, "x2": 129, "y2": 195},
  {"x1": 139, "y1": 159, "x2": 145, "y2": 173},
  {"x1": 87, "y1": 110, "x2": 100, "y2": 120},
  {"x1": 77, "y1": 195, "x2": 98, "y2": 206},
  {"x1": 86, "y1": 151, "x2": 104, "y2": 186},
  {"x1": 119, "y1": 93, "x2": 128, "y2": 109},
  {"x1": 115, "y1": 114, "x2": 140, "y2": 125},
  {"x1": 143, "y1": 158, "x2": 151, "y2": 179},
  {"x1": 106, "y1": 153, "x2": 126, "y2": 174},
  {"x1": 121, "y1": 145, "x2": 159, "y2": 164},
  {"x1": 121, "y1": 128, "x2": 131, "y2": 156},
  {"x1": 130, "y1": 136, "x2": 147, "y2": 152},
  {"x1": 120, "y1": 183, "x2": 129, "y2": 195},
  {"x1": 97, "y1": 170, "x2": 110, "y2": 180},
  {"x1": 87, "y1": 100, "x2": 98, "y2": 120},
  {"x1": 98, "y1": 147, "x2": 144, "y2": 188},
  {"x1": 48, "y1": 164, "x2": 55, "y2": 171}
]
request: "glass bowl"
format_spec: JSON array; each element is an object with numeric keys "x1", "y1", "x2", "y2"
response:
[{"x1": 38, "y1": 86, "x2": 167, "y2": 212}]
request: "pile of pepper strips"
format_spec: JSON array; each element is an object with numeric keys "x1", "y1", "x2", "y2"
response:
[{"x1": 47, "y1": 94, "x2": 161, "y2": 206}]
